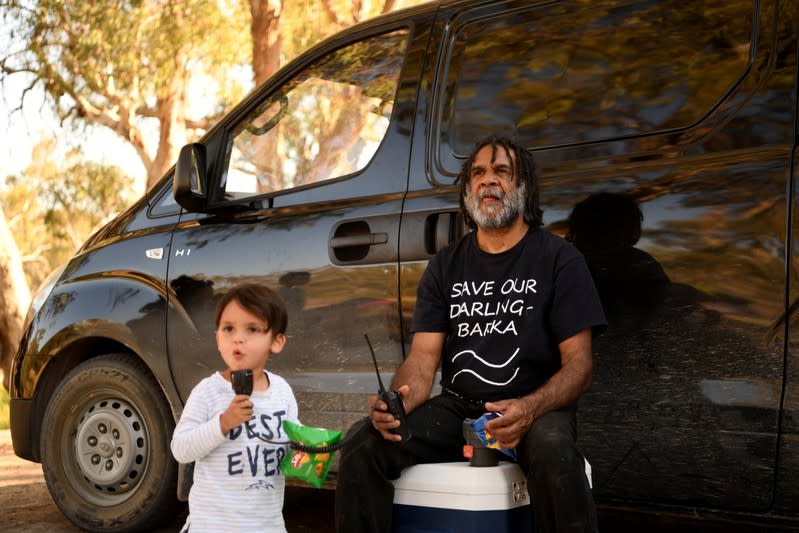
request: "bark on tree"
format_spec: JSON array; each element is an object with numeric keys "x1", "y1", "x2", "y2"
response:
[
  {"x1": 321, "y1": 0, "x2": 397, "y2": 28},
  {"x1": 148, "y1": 77, "x2": 189, "y2": 189},
  {"x1": 250, "y1": 0, "x2": 283, "y2": 86},
  {"x1": 0, "y1": 208, "x2": 31, "y2": 392}
]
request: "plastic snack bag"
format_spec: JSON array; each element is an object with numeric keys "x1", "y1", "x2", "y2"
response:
[
  {"x1": 470, "y1": 412, "x2": 517, "y2": 461},
  {"x1": 280, "y1": 420, "x2": 343, "y2": 488}
]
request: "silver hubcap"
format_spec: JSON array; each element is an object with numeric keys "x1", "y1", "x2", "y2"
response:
[{"x1": 74, "y1": 398, "x2": 148, "y2": 495}]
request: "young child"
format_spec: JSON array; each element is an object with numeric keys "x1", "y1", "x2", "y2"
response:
[{"x1": 171, "y1": 283, "x2": 299, "y2": 532}]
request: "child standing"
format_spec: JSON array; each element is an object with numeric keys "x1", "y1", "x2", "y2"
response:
[{"x1": 171, "y1": 283, "x2": 299, "y2": 532}]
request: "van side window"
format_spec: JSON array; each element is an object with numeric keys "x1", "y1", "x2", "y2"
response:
[
  {"x1": 437, "y1": 1, "x2": 753, "y2": 174},
  {"x1": 222, "y1": 29, "x2": 409, "y2": 199}
]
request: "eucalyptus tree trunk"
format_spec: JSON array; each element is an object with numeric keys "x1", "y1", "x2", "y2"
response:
[
  {"x1": 250, "y1": 0, "x2": 283, "y2": 86},
  {"x1": 0, "y1": 208, "x2": 31, "y2": 392}
]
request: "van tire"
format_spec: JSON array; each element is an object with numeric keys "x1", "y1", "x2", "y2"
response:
[{"x1": 40, "y1": 354, "x2": 180, "y2": 532}]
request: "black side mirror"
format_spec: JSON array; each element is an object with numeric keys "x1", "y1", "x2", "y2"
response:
[{"x1": 174, "y1": 143, "x2": 207, "y2": 212}]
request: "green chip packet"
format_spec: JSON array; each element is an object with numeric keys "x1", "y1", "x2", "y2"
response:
[{"x1": 280, "y1": 420, "x2": 343, "y2": 488}]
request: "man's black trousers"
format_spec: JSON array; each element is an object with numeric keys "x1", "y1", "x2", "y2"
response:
[{"x1": 334, "y1": 393, "x2": 597, "y2": 532}]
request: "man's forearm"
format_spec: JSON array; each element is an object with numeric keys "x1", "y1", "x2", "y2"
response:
[
  {"x1": 389, "y1": 332, "x2": 445, "y2": 412},
  {"x1": 523, "y1": 329, "x2": 593, "y2": 417},
  {"x1": 523, "y1": 360, "x2": 591, "y2": 417},
  {"x1": 390, "y1": 357, "x2": 436, "y2": 411}
]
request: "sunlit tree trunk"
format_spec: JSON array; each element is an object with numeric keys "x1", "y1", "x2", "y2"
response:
[
  {"x1": 0, "y1": 208, "x2": 31, "y2": 392},
  {"x1": 250, "y1": 0, "x2": 283, "y2": 86},
  {"x1": 147, "y1": 76, "x2": 189, "y2": 189}
]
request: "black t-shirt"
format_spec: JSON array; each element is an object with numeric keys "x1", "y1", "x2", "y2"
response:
[{"x1": 410, "y1": 227, "x2": 606, "y2": 402}]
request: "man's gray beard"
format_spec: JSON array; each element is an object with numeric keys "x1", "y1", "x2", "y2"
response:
[{"x1": 464, "y1": 181, "x2": 527, "y2": 229}]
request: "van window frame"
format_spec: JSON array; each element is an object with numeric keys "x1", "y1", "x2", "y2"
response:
[
  {"x1": 429, "y1": 0, "x2": 763, "y2": 183},
  {"x1": 202, "y1": 23, "x2": 416, "y2": 210}
]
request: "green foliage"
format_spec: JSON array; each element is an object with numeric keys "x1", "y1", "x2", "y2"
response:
[
  {"x1": 1, "y1": 0, "x2": 252, "y2": 189},
  {"x1": 2, "y1": 137, "x2": 137, "y2": 290},
  {"x1": 2, "y1": 0, "x2": 251, "y2": 116}
]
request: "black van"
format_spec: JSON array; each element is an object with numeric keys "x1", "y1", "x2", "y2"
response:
[{"x1": 9, "y1": 0, "x2": 798, "y2": 530}]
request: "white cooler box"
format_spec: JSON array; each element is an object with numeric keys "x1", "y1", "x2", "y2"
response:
[{"x1": 391, "y1": 461, "x2": 532, "y2": 533}]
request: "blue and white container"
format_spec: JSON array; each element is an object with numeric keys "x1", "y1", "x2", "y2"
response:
[{"x1": 391, "y1": 461, "x2": 532, "y2": 533}]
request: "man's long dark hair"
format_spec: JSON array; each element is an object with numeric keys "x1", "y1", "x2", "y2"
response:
[{"x1": 456, "y1": 135, "x2": 543, "y2": 230}]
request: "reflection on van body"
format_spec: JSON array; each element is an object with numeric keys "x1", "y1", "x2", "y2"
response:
[{"x1": 428, "y1": 0, "x2": 795, "y2": 516}]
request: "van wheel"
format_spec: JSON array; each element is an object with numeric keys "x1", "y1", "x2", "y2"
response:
[{"x1": 40, "y1": 354, "x2": 180, "y2": 532}]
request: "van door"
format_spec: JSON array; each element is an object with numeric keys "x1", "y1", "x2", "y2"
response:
[
  {"x1": 166, "y1": 23, "x2": 425, "y2": 433},
  {"x1": 420, "y1": 0, "x2": 793, "y2": 512}
]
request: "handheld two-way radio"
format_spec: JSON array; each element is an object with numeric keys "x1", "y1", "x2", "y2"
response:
[
  {"x1": 364, "y1": 334, "x2": 411, "y2": 442},
  {"x1": 231, "y1": 369, "x2": 254, "y2": 396}
]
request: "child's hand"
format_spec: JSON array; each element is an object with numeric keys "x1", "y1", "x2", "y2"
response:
[{"x1": 219, "y1": 394, "x2": 254, "y2": 434}]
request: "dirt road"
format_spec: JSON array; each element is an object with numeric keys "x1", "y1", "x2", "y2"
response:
[
  {"x1": 6, "y1": 429, "x2": 783, "y2": 533},
  {"x1": 0, "y1": 431, "x2": 83, "y2": 532},
  {"x1": 0, "y1": 430, "x2": 335, "y2": 532}
]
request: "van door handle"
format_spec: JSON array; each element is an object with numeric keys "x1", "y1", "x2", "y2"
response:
[
  {"x1": 425, "y1": 212, "x2": 453, "y2": 255},
  {"x1": 399, "y1": 210, "x2": 467, "y2": 262},
  {"x1": 330, "y1": 220, "x2": 389, "y2": 263},
  {"x1": 330, "y1": 232, "x2": 388, "y2": 248}
]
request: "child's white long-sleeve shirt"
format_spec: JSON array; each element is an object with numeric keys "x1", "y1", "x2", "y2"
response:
[{"x1": 171, "y1": 370, "x2": 299, "y2": 532}]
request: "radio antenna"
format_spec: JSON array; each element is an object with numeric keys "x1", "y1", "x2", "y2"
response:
[{"x1": 364, "y1": 334, "x2": 387, "y2": 394}]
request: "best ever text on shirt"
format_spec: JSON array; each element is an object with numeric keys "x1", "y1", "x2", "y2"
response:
[{"x1": 226, "y1": 409, "x2": 288, "y2": 479}]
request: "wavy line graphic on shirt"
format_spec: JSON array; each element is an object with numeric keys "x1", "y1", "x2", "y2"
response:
[
  {"x1": 450, "y1": 347, "x2": 520, "y2": 386},
  {"x1": 246, "y1": 480, "x2": 276, "y2": 491}
]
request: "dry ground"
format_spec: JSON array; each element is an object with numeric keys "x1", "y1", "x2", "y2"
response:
[
  {"x1": 0, "y1": 430, "x2": 335, "y2": 532},
  {"x1": 4, "y1": 429, "x2": 791, "y2": 533},
  {"x1": 0, "y1": 435, "x2": 84, "y2": 532}
]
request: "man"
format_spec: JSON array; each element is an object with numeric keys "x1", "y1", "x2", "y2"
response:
[{"x1": 334, "y1": 136, "x2": 606, "y2": 532}]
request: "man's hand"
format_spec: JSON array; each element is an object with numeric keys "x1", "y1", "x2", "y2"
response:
[
  {"x1": 483, "y1": 396, "x2": 537, "y2": 449},
  {"x1": 368, "y1": 385, "x2": 410, "y2": 442},
  {"x1": 483, "y1": 329, "x2": 593, "y2": 449},
  {"x1": 219, "y1": 394, "x2": 253, "y2": 434}
]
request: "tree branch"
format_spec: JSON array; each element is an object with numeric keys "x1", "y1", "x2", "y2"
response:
[
  {"x1": 320, "y1": 0, "x2": 344, "y2": 26},
  {"x1": 381, "y1": 0, "x2": 397, "y2": 15}
]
